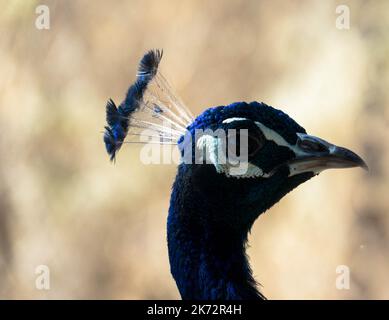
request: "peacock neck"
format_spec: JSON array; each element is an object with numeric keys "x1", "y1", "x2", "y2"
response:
[{"x1": 167, "y1": 164, "x2": 265, "y2": 300}]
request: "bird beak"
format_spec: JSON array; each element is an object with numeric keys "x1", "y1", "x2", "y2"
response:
[{"x1": 288, "y1": 133, "x2": 368, "y2": 176}]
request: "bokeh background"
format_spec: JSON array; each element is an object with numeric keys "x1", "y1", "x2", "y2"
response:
[{"x1": 0, "y1": 0, "x2": 388, "y2": 299}]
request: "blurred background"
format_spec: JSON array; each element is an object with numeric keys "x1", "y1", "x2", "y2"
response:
[{"x1": 0, "y1": 0, "x2": 388, "y2": 299}]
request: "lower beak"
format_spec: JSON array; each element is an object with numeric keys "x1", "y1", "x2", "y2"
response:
[{"x1": 288, "y1": 138, "x2": 368, "y2": 177}]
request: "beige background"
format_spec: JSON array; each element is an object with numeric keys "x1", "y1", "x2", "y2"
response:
[{"x1": 0, "y1": 0, "x2": 388, "y2": 299}]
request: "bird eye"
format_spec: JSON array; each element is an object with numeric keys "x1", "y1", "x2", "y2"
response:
[
  {"x1": 298, "y1": 139, "x2": 327, "y2": 153},
  {"x1": 247, "y1": 133, "x2": 265, "y2": 157},
  {"x1": 227, "y1": 129, "x2": 265, "y2": 159}
]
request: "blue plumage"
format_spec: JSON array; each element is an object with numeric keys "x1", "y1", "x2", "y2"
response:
[
  {"x1": 168, "y1": 163, "x2": 313, "y2": 299},
  {"x1": 168, "y1": 102, "x2": 313, "y2": 299}
]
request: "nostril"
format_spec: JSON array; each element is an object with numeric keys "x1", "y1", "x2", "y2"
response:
[{"x1": 299, "y1": 139, "x2": 328, "y2": 153}]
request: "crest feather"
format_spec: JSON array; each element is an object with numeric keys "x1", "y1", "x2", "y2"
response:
[{"x1": 103, "y1": 49, "x2": 193, "y2": 161}]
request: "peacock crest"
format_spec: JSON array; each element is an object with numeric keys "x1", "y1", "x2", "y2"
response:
[{"x1": 103, "y1": 49, "x2": 194, "y2": 161}]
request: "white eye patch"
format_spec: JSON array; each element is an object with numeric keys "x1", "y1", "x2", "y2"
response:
[
  {"x1": 196, "y1": 118, "x2": 254, "y2": 177},
  {"x1": 254, "y1": 122, "x2": 305, "y2": 157},
  {"x1": 196, "y1": 132, "x2": 252, "y2": 177},
  {"x1": 196, "y1": 134, "x2": 220, "y2": 166},
  {"x1": 222, "y1": 116, "x2": 307, "y2": 156}
]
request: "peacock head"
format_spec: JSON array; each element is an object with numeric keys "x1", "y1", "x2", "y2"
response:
[
  {"x1": 104, "y1": 50, "x2": 369, "y2": 299},
  {"x1": 104, "y1": 49, "x2": 367, "y2": 228},
  {"x1": 176, "y1": 101, "x2": 367, "y2": 225}
]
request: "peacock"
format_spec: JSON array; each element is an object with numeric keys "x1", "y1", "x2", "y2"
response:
[{"x1": 103, "y1": 50, "x2": 367, "y2": 300}]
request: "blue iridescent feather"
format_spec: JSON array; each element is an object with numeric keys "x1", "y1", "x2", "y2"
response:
[{"x1": 103, "y1": 49, "x2": 163, "y2": 160}]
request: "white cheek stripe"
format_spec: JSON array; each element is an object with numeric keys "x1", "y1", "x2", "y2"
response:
[
  {"x1": 254, "y1": 121, "x2": 306, "y2": 157},
  {"x1": 222, "y1": 117, "x2": 304, "y2": 156}
]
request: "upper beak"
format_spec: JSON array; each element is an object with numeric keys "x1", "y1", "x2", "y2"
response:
[
  {"x1": 324, "y1": 145, "x2": 368, "y2": 170},
  {"x1": 288, "y1": 133, "x2": 368, "y2": 176}
]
